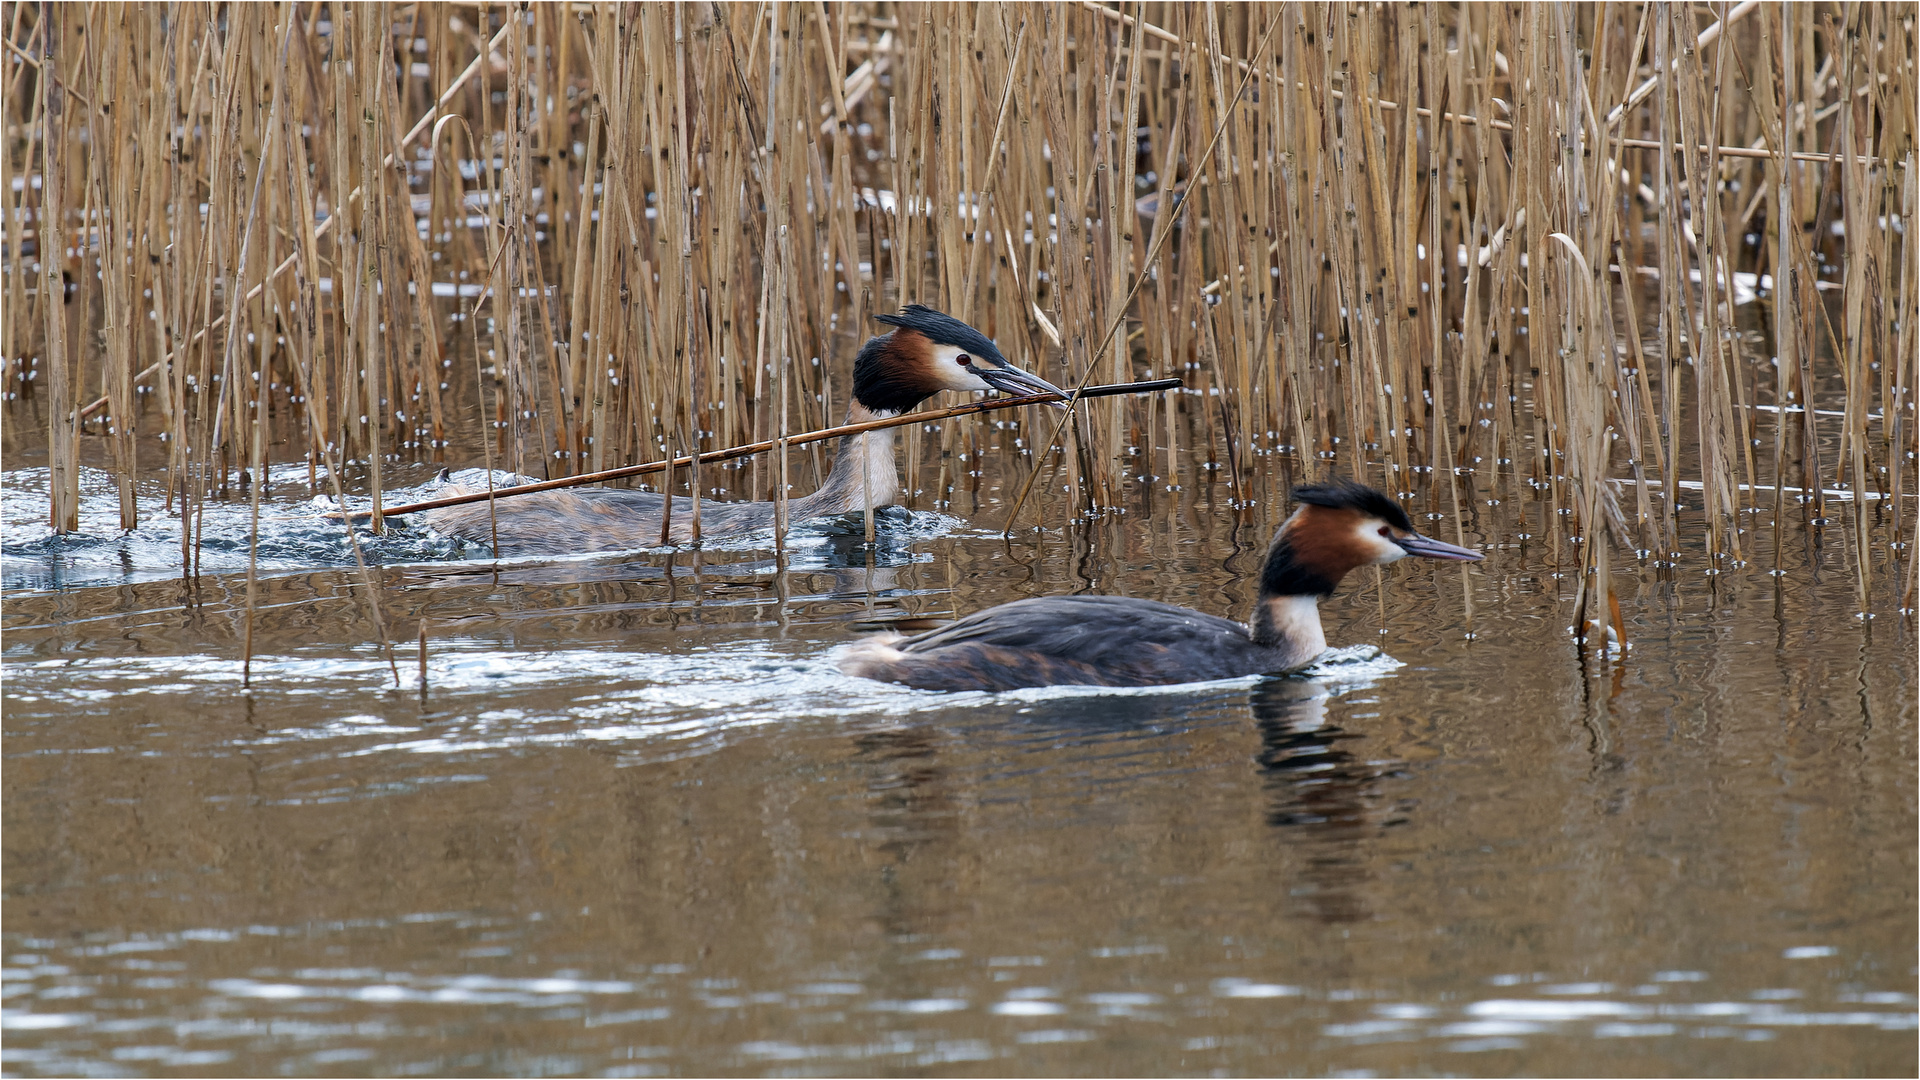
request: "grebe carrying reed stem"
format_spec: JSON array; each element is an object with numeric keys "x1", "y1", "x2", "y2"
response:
[{"x1": 421, "y1": 306, "x2": 1067, "y2": 557}]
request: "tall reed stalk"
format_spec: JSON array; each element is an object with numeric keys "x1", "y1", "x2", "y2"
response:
[{"x1": 3, "y1": 3, "x2": 1911, "y2": 614}]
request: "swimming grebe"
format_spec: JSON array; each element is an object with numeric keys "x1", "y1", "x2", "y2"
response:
[
  {"x1": 423, "y1": 306, "x2": 1068, "y2": 555},
  {"x1": 837, "y1": 480, "x2": 1482, "y2": 691}
]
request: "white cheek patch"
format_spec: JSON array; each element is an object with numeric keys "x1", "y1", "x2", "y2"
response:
[
  {"x1": 929, "y1": 343, "x2": 994, "y2": 392},
  {"x1": 1353, "y1": 520, "x2": 1408, "y2": 564}
]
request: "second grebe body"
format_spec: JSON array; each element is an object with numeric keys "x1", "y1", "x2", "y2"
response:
[
  {"x1": 424, "y1": 306, "x2": 1065, "y2": 556},
  {"x1": 838, "y1": 481, "x2": 1482, "y2": 691}
]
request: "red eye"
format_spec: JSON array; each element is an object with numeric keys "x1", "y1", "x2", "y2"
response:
[
  {"x1": 1378, "y1": 526, "x2": 1392, "y2": 537},
  {"x1": 956, "y1": 354, "x2": 972, "y2": 366}
]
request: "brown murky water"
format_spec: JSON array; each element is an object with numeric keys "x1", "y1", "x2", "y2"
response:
[{"x1": 3, "y1": 405, "x2": 1915, "y2": 1077}]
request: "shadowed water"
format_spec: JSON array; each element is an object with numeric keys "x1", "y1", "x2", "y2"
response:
[{"x1": 2, "y1": 435, "x2": 1914, "y2": 1077}]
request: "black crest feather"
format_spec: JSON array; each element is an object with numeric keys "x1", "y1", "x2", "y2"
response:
[
  {"x1": 1290, "y1": 479, "x2": 1414, "y2": 532},
  {"x1": 872, "y1": 304, "x2": 1007, "y2": 366}
]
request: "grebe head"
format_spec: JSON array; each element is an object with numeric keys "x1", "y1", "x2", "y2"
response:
[
  {"x1": 1263, "y1": 480, "x2": 1482, "y2": 598},
  {"x1": 854, "y1": 304, "x2": 1070, "y2": 414}
]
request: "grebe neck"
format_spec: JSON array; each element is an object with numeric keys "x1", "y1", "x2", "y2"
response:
[
  {"x1": 1248, "y1": 512, "x2": 1342, "y2": 653},
  {"x1": 792, "y1": 400, "x2": 901, "y2": 515},
  {"x1": 1250, "y1": 594, "x2": 1326, "y2": 653}
]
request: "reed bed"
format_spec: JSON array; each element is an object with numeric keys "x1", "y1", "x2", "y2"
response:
[{"x1": 3, "y1": 3, "x2": 1913, "y2": 617}]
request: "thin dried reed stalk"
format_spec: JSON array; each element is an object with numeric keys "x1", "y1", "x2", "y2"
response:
[{"x1": 2, "y1": 2, "x2": 1910, "y2": 621}]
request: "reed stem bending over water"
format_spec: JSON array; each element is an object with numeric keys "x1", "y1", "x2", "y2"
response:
[{"x1": 2, "y1": 4, "x2": 1910, "y2": 602}]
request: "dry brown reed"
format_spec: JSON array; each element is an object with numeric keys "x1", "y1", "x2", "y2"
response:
[{"x1": 3, "y1": 3, "x2": 1913, "y2": 617}]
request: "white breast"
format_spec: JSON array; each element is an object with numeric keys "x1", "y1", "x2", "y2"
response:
[{"x1": 850, "y1": 428, "x2": 901, "y2": 508}]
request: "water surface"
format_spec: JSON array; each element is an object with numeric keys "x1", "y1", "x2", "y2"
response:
[{"x1": 3, "y1": 444, "x2": 1913, "y2": 1077}]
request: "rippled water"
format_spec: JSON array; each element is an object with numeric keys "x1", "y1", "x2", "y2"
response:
[{"x1": 3, "y1": 433, "x2": 1914, "y2": 1076}]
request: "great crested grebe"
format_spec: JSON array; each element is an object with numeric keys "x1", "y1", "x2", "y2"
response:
[
  {"x1": 423, "y1": 306, "x2": 1068, "y2": 556},
  {"x1": 838, "y1": 480, "x2": 1483, "y2": 691}
]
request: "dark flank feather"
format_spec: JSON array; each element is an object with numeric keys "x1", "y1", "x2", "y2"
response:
[
  {"x1": 423, "y1": 426, "x2": 882, "y2": 555},
  {"x1": 840, "y1": 596, "x2": 1320, "y2": 691}
]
